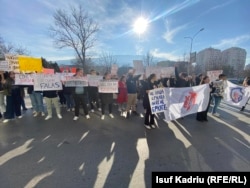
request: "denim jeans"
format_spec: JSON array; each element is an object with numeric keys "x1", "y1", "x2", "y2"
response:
[
  {"x1": 212, "y1": 95, "x2": 222, "y2": 114},
  {"x1": 64, "y1": 94, "x2": 75, "y2": 109},
  {"x1": 29, "y1": 91, "x2": 45, "y2": 113}
]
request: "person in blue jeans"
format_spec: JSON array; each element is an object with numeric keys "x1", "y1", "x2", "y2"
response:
[{"x1": 211, "y1": 74, "x2": 227, "y2": 117}]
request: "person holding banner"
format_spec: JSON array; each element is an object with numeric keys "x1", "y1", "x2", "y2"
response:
[
  {"x1": 196, "y1": 76, "x2": 212, "y2": 122},
  {"x1": 126, "y1": 69, "x2": 141, "y2": 118},
  {"x1": 211, "y1": 74, "x2": 227, "y2": 117},
  {"x1": 117, "y1": 75, "x2": 128, "y2": 112},
  {"x1": 43, "y1": 90, "x2": 62, "y2": 120},
  {"x1": 2, "y1": 71, "x2": 22, "y2": 123},
  {"x1": 143, "y1": 73, "x2": 158, "y2": 129},
  {"x1": 240, "y1": 76, "x2": 250, "y2": 111},
  {"x1": 99, "y1": 72, "x2": 115, "y2": 120},
  {"x1": 72, "y1": 68, "x2": 90, "y2": 121}
]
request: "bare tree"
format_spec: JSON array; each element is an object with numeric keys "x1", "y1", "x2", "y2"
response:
[
  {"x1": 143, "y1": 51, "x2": 154, "y2": 66},
  {"x1": 49, "y1": 4, "x2": 99, "y2": 69},
  {"x1": 98, "y1": 51, "x2": 117, "y2": 74},
  {"x1": 0, "y1": 35, "x2": 29, "y2": 58}
]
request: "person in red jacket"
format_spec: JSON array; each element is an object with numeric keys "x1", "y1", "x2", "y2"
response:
[{"x1": 117, "y1": 75, "x2": 128, "y2": 112}]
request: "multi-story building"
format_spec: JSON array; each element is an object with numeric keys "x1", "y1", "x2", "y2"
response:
[
  {"x1": 221, "y1": 47, "x2": 247, "y2": 77},
  {"x1": 196, "y1": 47, "x2": 221, "y2": 73}
]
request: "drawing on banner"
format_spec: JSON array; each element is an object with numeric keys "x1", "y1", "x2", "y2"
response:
[
  {"x1": 64, "y1": 76, "x2": 88, "y2": 87},
  {"x1": 34, "y1": 74, "x2": 62, "y2": 91},
  {"x1": 98, "y1": 80, "x2": 118, "y2": 93},
  {"x1": 230, "y1": 87, "x2": 244, "y2": 103},
  {"x1": 149, "y1": 88, "x2": 167, "y2": 114},
  {"x1": 182, "y1": 91, "x2": 197, "y2": 111},
  {"x1": 0, "y1": 61, "x2": 9, "y2": 72},
  {"x1": 133, "y1": 60, "x2": 144, "y2": 75},
  {"x1": 15, "y1": 73, "x2": 34, "y2": 85},
  {"x1": 207, "y1": 70, "x2": 223, "y2": 82},
  {"x1": 5, "y1": 54, "x2": 19, "y2": 73}
]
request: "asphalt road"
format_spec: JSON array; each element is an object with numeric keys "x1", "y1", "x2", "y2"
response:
[{"x1": 0, "y1": 96, "x2": 249, "y2": 188}]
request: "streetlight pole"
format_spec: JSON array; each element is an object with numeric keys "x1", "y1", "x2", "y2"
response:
[{"x1": 185, "y1": 28, "x2": 204, "y2": 75}]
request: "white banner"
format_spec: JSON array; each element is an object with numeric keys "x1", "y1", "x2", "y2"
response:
[
  {"x1": 64, "y1": 76, "x2": 88, "y2": 87},
  {"x1": 87, "y1": 75, "x2": 103, "y2": 87},
  {"x1": 15, "y1": 73, "x2": 34, "y2": 85},
  {"x1": 164, "y1": 84, "x2": 210, "y2": 121},
  {"x1": 34, "y1": 73, "x2": 62, "y2": 91},
  {"x1": 149, "y1": 88, "x2": 168, "y2": 114},
  {"x1": 223, "y1": 81, "x2": 250, "y2": 106},
  {"x1": 98, "y1": 80, "x2": 118, "y2": 93}
]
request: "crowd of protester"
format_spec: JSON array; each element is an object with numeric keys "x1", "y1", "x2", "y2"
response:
[{"x1": 0, "y1": 67, "x2": 248, "y2": 129}]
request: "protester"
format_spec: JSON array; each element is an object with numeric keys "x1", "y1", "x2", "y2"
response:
[
  {"x1": 20, "y1": 86, "x2": 28, "y2": 111},
  {"x1": 43, "y1": 90, "x2": 62, "y2": 120},
  {"x1": 62, "y1": 83, "x2": 75, "y2": 112},
  {"x1": 72, "y1": 68, "x2": 90, "y2": 121},
  {"x1": 2, "y1": 71, "x2": 22, "y2": 123},
  {"x1": 142, "y1": 73, "x2": 158, "y2": 129},
  {"x1": 0, "y1": 73, "x2": 6, "y2": 119},
  {"x1": 196, "y1": 76, "x2": 213, "y2": 122},
  {"x1": 211, "y1": 74, "x2": 227, "y2": 117},
  {"x1": 117, "y1": 75, "x2": 127, "y2": 112},
  {"x1": 126, "y1": 69, "x2": 141, "y2": 118},
  {"x1": 27, "y1": 85, "x2": 45, "y2": 117},
  {"x1": 240, "y1": 76, "x2": 250, "y2": 111},
  {"x1": 174, "y1": 66, "x2": 190, "y2": 87},
  {"x1": 99, "y1": 72, "x2": 115, "y2": 120},
  {"x1": 87, "y1": 69, "x2": 101, "y2": 112}
]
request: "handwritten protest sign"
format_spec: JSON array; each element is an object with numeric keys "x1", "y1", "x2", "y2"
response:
[
  {"x1": 5, "y1": 54, "x2": 19, "y2": 73},
  {"x1": 0, "y1": 61, "x2": 9, "y2": 71},
  {"x1": 58, "y1": 72, "x2": 75, "y2": 81},
  {"x1": 34, "y1": 73, "x2": 62, "y2": 91},
  {"x1": 98, "y1": 80, "x2": 118, "y2": 93},
  {"x1": 15, "y1": 73, "x2": 34, "y2": 85},
  {"x1": 133, "y1": 60, "x2": 144, "y2": 75},
  {"x1": 64, "y1": 76, "x2": 88, "y2": 87},
  {"x1": 149, "y1": 88, "x2": 168, "y2": 114},
  {"x1": 111, "y1": 64, "x2": 118, "y2": 75},
  {"x1": 160, "y1": 67, "x2": 175, "y2": 78},
  {"x1": 207, "y1": 70, "x2": 223, "y2": 82},
  {"x1": 87, "y1": 75, "x2": 103, "y2": 87},
  {"x1": 18, "y1": 56, "x2": 43, "y2": 73},
  {"x1": 146, "y1": 66, "x2": 162, "y2": 79}
]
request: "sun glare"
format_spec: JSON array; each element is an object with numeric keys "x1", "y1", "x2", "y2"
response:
[{"x1": 133, "y1": 17, "x2": 148, "y2": 34}]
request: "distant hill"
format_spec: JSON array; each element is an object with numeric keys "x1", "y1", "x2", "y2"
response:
[{"x1": 56, "y1": 55, "x2": 164, "y2": 66}]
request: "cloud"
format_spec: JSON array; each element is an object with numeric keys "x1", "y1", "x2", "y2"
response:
[
  {"x1": 212, "y1": 35, "x2": 250, "y2": 49},
  {"x1": 163, "y1": 21, "x2": 188, "y2": 44},
  {"x1": 151, "y1": 49, "x2": 180, "y2": 61}
]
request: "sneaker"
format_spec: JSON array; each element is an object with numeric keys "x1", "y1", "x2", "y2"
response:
[
  {"x1": 57, "y1": 114, "x2": 62, "y2": 119},
  {"x1": 98, "y1": 108, "x2": 101, "y2": 111},
  {"x1": 17, "y1": 115, "x2": 22, "y2": 119},
  {"x1": 33, "y1": 112, "x2": 38, "y2": 117},
  {"x1": 109, "y1": 114, "x2": 114, "y2": 118},
  {"x1": 212, "y1": 113, "x2": 220, "y2": 117},
  {"x1": 72, "y1": 108, "x2": 75, "y2": 112},
  {"x1": 101, "y1": 115, "x2": 105, "y2": 120},
  {"x1": 67, "y1": 109, "x2": 71, "y2": 112},
  {"x1": 91, "y1": 109, "x2": 94, "y2": 113},
  {"x1": 151, "y1": 124, "x2": 156, "y2": 129},
  {"x1": 3, "y1": 119, "x2": 9, "y2": 123},
  {"x1": 32, "y1": 111, "x2": 37, "y2": 115},
  {"x1": 45, "y1": 116, "x2": 52, "y2": 120},
  {"x1": 144, "y1": 124, "x2": 151, "y2": 129},
  {"x1": 86, "y1": 114, "x2": 90, "y2": 119},
  {"x1": 41, "y1": 112, "x2": 45, "y2": 116},
  {"x1": 73, "y1": 116, "x2": 79, "y2": 121}
]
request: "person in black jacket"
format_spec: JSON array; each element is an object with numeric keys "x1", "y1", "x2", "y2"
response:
[
  {"x1": 174, "y1": 66, "x2": 190, "y2": 87},
  {"x1": 125, "y1": 69, "x2": 141, "y2": 118},
  {"x1": 143, "y1": 73, "x2": 158, "y2": 129}
]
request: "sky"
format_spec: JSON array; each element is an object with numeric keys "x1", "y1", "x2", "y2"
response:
[{"x1": 0, "y1": 0, "x2": 250, "y2": 66}]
